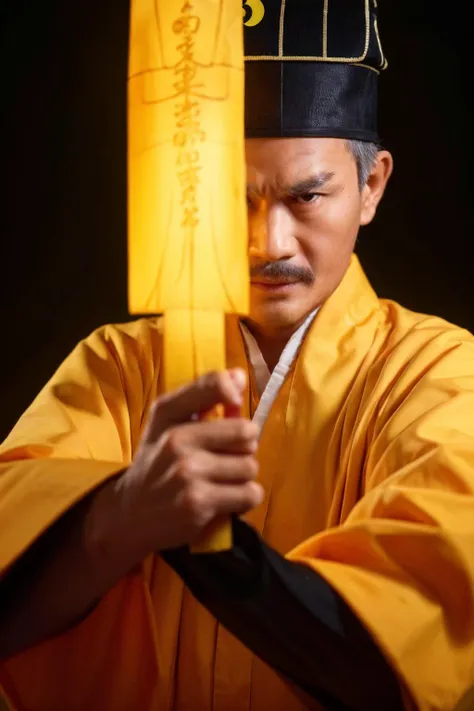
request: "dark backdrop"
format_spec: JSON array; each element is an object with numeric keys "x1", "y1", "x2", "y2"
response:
[{"x1": 1, "y1": 1, "x2": 472, "y2": 440}]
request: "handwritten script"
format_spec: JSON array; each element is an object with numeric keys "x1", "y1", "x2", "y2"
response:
[{"x1": 173, "y1": 2, "x2": 206, "y2": 230}]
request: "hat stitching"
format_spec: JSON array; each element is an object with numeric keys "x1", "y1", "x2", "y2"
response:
[{"x1": 245, "y1": 0, "x2": 371, "y2": 64}]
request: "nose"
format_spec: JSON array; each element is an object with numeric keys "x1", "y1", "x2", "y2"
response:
[{"x1": 248, "y1": 201, "x2": 297, "y2": 262}]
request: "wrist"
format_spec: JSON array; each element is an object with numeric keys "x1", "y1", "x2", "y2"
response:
[{"x1": 82, "y1": 473, "x2": 147, "y2": 589}]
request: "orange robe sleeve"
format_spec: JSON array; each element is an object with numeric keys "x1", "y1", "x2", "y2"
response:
[
  {"x1": 0, "y1": 318, "x2": 161, "y2": 574},
  {"x1": 289, "y1": 332, "x2": 474, "y2": 710}
]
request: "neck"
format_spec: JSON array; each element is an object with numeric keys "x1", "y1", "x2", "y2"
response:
[
  {"x1": 252, "y1": 335, "x2": 288, "y2": 373},
  {"x1": 242, "y1": 317, "x2": 308, "y2": 372}
]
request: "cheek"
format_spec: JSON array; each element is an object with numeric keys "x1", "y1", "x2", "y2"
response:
[
  {"x1": 321, "y1": 190, "x2": 362, "y2": 237},
  {"x1": 299, "y1": 193, "x2": 361, "y2": 271}
]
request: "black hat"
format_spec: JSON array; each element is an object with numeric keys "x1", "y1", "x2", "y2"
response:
[{"x1": 243, "y1": 0, "x2": 386, "y2": 142}]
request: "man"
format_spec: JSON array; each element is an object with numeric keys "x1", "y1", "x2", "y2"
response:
[{"x1": 1, "y1": 2, "x2": 474, "y2": 710}]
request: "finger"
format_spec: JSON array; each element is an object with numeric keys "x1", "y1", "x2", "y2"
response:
[
  {"x1": 145, "y1": 369, "x2": 248, "y2": 441},
  {"x1": 210, "y1": 481, "x2": 264, "y2": 516},
  {"x1": 169, "y1": 450, "x2": 259, "y2": 490},
  {"x1": 175, "y1": 480, "x2": 264, "y2": 534},
  {"x1": 161, "y1": 419, "x2": 259, "y2": 460},
  {"x1": 205, "y1": 452, "x2": 259, "y2": 483}
]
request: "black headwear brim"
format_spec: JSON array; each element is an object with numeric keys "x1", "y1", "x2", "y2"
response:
[{"x1": 245, "y1": 62, "x2": 379, "y2": 143}]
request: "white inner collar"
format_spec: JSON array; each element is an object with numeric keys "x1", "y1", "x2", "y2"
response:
[{"x1": 239, "y1": 309, "x2": 318, "y2": 435}]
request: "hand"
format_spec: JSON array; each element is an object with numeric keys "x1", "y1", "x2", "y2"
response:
[{"x1": 92, "y1": 369, "x2": 263, "y2": 565}]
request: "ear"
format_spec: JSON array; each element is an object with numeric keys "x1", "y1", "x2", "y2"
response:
[{"x1": 359, "y1": 150, "x2": 393, "y2": 226}]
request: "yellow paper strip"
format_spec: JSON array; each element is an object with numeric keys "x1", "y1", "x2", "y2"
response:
[
  {"x1": 163, "y1": 310, "x2": 226, "y2": 392},
  {"x1": 128, "y1": 0, "x2": 249, "y2": 316}
]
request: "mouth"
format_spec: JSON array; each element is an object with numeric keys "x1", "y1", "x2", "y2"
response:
[{"x1": 250, "y1": 280, "x2": 300, "y2": 293}]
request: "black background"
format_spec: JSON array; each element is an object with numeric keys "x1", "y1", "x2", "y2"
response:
[{"x1": 0, "y1": 1, "x2": 472, "y2": 440}]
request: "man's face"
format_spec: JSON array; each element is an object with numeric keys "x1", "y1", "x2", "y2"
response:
[{"x1": 245, "y1": 137, "x2": 366, "y2": 337}]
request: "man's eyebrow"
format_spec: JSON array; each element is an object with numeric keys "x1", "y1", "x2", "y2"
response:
[
  {"x1": 246, "y1": 172, "x2": 336, "y2": 198},
  {"x1": 286, "y1": 172, "x2": 336, "y2": 196}
]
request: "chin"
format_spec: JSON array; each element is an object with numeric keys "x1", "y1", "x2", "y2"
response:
[{"x1": 249, "y1": 297, "x2": 313, "y2": 335}]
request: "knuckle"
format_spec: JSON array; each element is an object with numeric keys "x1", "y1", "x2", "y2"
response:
[
  {"x1": 248, "y1": 421, "x2": 259, "y2": 438},
  {"x1": 235, "y1": 419, "x2": 254, "y2": 440},
  {"x1": 243, "y1": 481, "x2": 263, "y2": 506},
  {"x1": 162, "y1": 428, "x2": 184, "y2": 458},
  {"x1": 180, "y1": 486, "x2": 208, "y2": 521},
  {"x1": 173, "y1": 454, "x2": 198, "y2": 485},
  {"x1": 243, "y1": 455, "x2": 259, "y2": 478}
]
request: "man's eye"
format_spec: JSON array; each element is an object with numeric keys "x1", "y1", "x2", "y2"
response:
[{"x1": 294, "y1": 193, "x2": 320, "y2": 204}]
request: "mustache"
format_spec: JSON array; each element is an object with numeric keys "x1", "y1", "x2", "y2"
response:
[{"x1": 250, "y1": 261, "x2": 315, "y2": 285}]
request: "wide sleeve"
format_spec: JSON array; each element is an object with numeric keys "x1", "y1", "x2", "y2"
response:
[
  {"x1": 0, "y1": 320, "x2": 159, "y2": 576},
  {"x1": 289, "y1": 333, "x2": 474, "y2": 710}
]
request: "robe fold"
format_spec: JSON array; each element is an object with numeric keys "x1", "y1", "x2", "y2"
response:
[{"x1": 1, "y1": 255, "x2": 474, "y2": 710}]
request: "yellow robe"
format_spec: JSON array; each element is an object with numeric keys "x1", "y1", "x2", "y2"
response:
[{"x1": 1, "y1": 255, "x2": 474, "y2": 711}]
